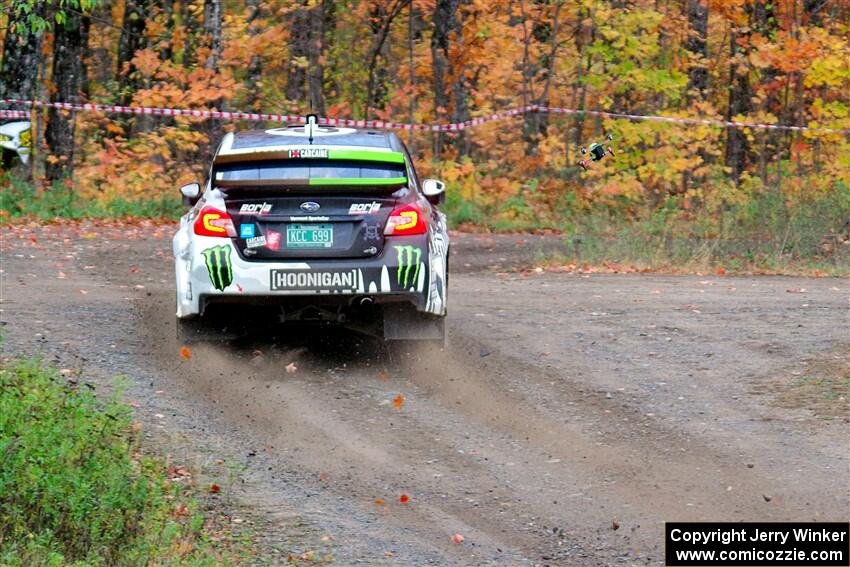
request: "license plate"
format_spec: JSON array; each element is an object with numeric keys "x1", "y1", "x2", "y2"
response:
[{"x1": 286, "y1": 223, "x2": 333, "y2": 248}]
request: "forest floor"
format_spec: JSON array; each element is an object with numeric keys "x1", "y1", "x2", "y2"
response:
[{"x1": 2, "y1": 222, "x2": 848, "y2": 566}]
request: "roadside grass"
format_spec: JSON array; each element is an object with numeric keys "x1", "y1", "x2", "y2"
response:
[
  {"x1": 761, "y1": 351, "x2": 850, "y2": 420},
  {"x1": 0, "y1": 173, "x2": 183, "y2": 222},
  {"x1": 446, "y1": 182, "x2": 850, "y2": 276},
  {"x1": 0, "y1": 355, "x2": 255, "y2": 566},
  {"x1": 4, "y1": 170, "x2": 849, "y2": 275}
]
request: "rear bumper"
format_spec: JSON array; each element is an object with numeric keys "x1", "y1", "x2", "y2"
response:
[{"x1": 174, "y1": 233, "x2": 441, "y2": 318}]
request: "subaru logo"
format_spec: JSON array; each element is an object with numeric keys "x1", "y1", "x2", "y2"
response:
[{"x1": 300, "y1": 201, "x2": 320, "y2": 213}]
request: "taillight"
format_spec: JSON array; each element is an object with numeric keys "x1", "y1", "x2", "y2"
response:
[
  {"x1": 384, "y1": 204, "x2": 427, "y2": 235},
  {"x1": 194, "y1": 206, "x2": 237, "y2": 237}
]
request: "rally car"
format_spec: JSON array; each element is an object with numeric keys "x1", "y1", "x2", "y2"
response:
[
  {"x1": 0, "y1": 121, "x2": 32, "y2": 168},
  {"x1": 172, "y1": 116, "x2": 449, "y2": 343}
]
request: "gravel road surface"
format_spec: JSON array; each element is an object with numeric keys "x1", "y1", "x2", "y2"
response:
[{"x1": 2, "y1": 223, "x2": 847, "y2": 566}]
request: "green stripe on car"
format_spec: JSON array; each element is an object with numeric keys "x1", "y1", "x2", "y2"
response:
[
  {"x1": 327, "y1": 150, "x2": 405, "y2": 163},
  {"x1": 308, "y1": 177, "x2": 407, "y2": 186}
]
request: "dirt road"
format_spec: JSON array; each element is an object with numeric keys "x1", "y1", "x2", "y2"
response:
[{"x1": 2, "y1": 223, "x2": 848, "y2": 566}]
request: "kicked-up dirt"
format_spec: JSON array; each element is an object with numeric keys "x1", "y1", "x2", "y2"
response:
[{"x1": 1, "y1": 222, "x2": 848, "y2": 565}]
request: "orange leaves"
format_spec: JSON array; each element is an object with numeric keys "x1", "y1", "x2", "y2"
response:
[
  {"x1": 374, "y1": 498, "x2": 385, "y2": 506},
  {"x1": 179, "y1": 346, "x2": 192, "y2": 360},
  {"x1": 131, "y1": 48, "x2": 162, "y2": 78},
  {"x1": 399, "y1": 494, "x2": 409, "y2": 504},
  {"x1": 392, "y1": 394, "x2": 405, "y2": 409},
  {"x1": 209, "y1": 483, "x2": 221, "y2": 494},
  {"x1": 452, "y1": 533, "x2": 465, "y2": 544}
]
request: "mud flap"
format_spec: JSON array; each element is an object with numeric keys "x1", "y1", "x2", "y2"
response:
[{"x1": 382, "y1": 304, "x2": 445, "y2": 341}]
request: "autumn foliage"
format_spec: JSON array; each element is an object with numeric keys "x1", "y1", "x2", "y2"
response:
[{"x1": 1, "y1": 0, "x2": 849, "y2": 253}]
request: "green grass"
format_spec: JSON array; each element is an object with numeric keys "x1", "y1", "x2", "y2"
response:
[
  {"x1": 444, "y1": 181, "x2": 850, "y2": 275},
  {"x1": 0, "y1": 356, "x2": 251, "y2": 566},
  {"x1": 0, "y1": 173, "x2": 183, "y2": 222}
]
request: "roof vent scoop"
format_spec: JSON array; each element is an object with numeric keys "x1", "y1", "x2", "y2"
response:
[{"x1": 305, "y1": 114, "x2": 318, "y2": 145}]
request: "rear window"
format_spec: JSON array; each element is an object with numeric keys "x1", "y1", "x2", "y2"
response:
[{"x1": 215, "y1": 160, "x2": 405, "y2": 182}]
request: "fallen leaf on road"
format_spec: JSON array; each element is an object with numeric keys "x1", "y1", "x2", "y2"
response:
[
  {"x1": 286, "y1": 362, "x2": 297, "y2": 373},
  {"x1": 168, "y1": 466, "x2": 191, "y2": 479},
  {"x1": 209, "y1": 483, "x2": 220, "y2": 493},
  {"x1": 786, "y1": 288, "x2": 806, "y2": 293},
  {"x1": 393, "y1": 394, "x2": 405, "y2": 409},
  {"x1": 374, "y1": 498, "x2": 385, "y2": 506},
  {"x1": 79, "y1": 289, "x2": 88, "y2": 295},
  {"x1": 180, "y1": 346, "x2": 191, "y2": 360},
  {"x1": 58, "y1": 271, "x2": 66, "y2": 279},
  {"x1": 612, "y1": 519, "x2": 620, "y2": 530},
  {"x1": 127, "y1": 400, "x2": 140, "y2": 408},
  {"x1": 399, "y1": 494, "x2": 409, "y2": 504},
  {"x1": 452, "y1": 533, "x2": 464, "y2": 544},
  {"x1": 378, "y1": 370, "x2": 389, "y2": 380}
]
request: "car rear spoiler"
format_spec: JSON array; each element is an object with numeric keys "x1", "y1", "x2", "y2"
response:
[{"x1": 215, "y1": 177, "x2": 408, "y2": 195}]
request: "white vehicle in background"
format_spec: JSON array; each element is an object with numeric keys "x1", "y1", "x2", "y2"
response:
[{"x1": 0, "y1": 121, "x2": 32, "y2": 167}]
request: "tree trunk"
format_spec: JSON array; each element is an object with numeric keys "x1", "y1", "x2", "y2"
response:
[
  {"x1": 203, "y1": 0, "x2": 222, "y2": 70},
  {"x1": 0, "y1": 5, "x2": 44, "y2": 179},
  {"x1": 0, "y1": 5, "x2": 44, "y2": 102},
  {"x1": 723, "y1": 28, "x2": 751, "y2": 181},
  {"x1": 685, "y1": 0, "x2": 709, "y2": 101},
  {"x1": 202, "y1": 0, "x2": 224, "y2": 159},
  {"x1": 803, "y1": 0, "x2": 828, "y2": 24},
  {"x1": 522, "y1": 1, "x2": 562, "y2": 155},
  {"x1": 286, "y1": 0, "x2": 332, "y2": 114},
  {"x1": 117, "y1": 0, "x2": 151, "y2": 105},
  {"x1": 365, "y1": 0, "x2": 411, "y2": 119},
  {"x1": 286, "y1": 4, "x2": 310, "y2": 106},
  {"x1": 45, "y1": 10, "x2": 88, "y2": 183},
  {"x1": 724, "y1": 1, "x2": 778, "y2": 181},
  {"x1": 244, "y1": 0, "x2": 264, "y2": 110},
  {"x1": 431, "y1": 0, "x2": 470, "y2": 158},
  {"x1": 309, "y1": 0, "x2": 334, "y2": 116}
]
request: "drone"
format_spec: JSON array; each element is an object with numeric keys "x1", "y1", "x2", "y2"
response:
[{"x1": 579, "y1": 133, "x2": 615, "y2": 170}]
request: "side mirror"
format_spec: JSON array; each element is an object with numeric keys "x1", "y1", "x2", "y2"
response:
[
  {"x1": 179, "y1": 182, "x2": 201, "y2": 206},
  {"x1": 422, "y1": 178, "x2": 446, "y2": 205}
]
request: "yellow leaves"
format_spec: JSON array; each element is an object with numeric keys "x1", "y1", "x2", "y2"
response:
[{"x1": 291, "y1": 55, "x2": 310, "y2": 69}]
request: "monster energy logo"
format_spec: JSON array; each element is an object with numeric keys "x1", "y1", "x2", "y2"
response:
[
  {"x1": 201, "y1": 245, "x2": 233, "y2": 291},
  {"x1": 395, "y1": 245, "x2": 421, "y2": 288}
]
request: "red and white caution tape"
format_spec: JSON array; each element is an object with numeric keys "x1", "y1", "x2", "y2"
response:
[
  {"x1": 2, "y1": 99, "x2": 848, "y2": 134},
  {"x1": 0, "y1": 109, "x2": 30, "y2": 119}
]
